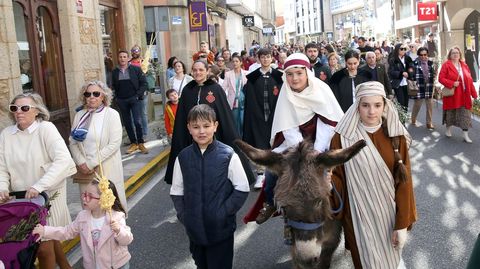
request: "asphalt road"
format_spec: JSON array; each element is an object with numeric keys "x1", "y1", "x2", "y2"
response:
[{"x1": 75, "y1": 100, "x2": 480, "y2": 268}]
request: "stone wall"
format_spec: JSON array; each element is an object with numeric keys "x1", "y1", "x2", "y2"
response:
[
  {"x1": 122, "y1": 0, "x2": 146, "y2": 51},
  {"x1": 0, "y1": 1, "x2": 21, "y2": 130},
  {"x1": 57, "y1": 0, "x2": 104, "y2": 119}
]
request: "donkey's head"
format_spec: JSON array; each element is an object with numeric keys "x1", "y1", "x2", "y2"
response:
[
  {"x1": 235, "y1": 139, "x2": 365, "y2": 221},
  {"x1": 235, "y1": 139, "x2": 366, "y2": 268}
]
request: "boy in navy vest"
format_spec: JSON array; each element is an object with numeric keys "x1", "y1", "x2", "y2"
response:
[{"x1": 170, "y1": 104, "x2": 250, "y2": 269}]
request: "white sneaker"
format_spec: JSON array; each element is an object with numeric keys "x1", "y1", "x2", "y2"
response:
[{"x1": 254, "y1": 174, "x2": 265, "y2": 189}]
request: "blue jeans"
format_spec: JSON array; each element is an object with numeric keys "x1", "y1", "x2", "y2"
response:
[
  {"x1": 116, "y1": 96, "x2": 144, "y2": 144},
  {"x1": 232, "y1": 107, "x2": 244, "y2": 137},
  {"x1": 264, "y1": 171, "x2": 278, "y2": 205},
  {"x1": 130, "y1": 93, "x2": 149, "y2": 137},
  {"x1": 141, "y1": 92, "x2": 149, "y2": 136}
]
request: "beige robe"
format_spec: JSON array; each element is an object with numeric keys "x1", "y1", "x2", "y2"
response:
[
  {"x1": 69, "y1": 107, "x2": 127, "y2": 211},
  {"x1": 0, "y1": 121, "x2": 76, "y2": 226},
  {"x1": 330, "y1": 130, "x2": 417, "y2": 269}
]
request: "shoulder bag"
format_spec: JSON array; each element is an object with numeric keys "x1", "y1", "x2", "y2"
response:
[
  {"x1": 407, "y1": 79, "x2": 419, "y2": 96},
  {"x1": 442, "y1": 74, "x2": 460, "y2": 97}
]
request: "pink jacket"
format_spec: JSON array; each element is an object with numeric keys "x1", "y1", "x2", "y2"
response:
[
  {"x1": 43, "y1": 210, "x2": 133, "y2": 269},
  {"x1": 222, "y1": 69, "x2": 248, "y2": 109}
]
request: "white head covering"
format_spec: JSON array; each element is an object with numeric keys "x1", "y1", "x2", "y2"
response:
[
  {"x1": 270, "y1": 53, "x2": 344, "y2": 144},
  {"x1": 335, "y1": 81, "x2": 411, "y2": 146}
]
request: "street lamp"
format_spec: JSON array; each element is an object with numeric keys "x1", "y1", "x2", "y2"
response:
[{"x1": 349, "y1": 11, "x2": 362, "y2": 36}]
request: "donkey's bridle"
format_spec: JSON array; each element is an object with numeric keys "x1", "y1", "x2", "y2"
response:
[
  {"x1": 287, "y1": 219, "x2": 324, "y2": 230},
  {"x1": 282, "y1": 183, "x2": 344, "y2": 232}
]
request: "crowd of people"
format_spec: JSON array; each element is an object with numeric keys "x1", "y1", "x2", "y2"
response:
[
  {"x1": 0, "y1": 33, "x2": 478, "y2": 269},
  {"x1": 163, "y1": 35, "x2": 478, "y2": 268}
]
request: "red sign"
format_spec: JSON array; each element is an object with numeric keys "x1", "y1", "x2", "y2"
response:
[{"x1": 418, "y1": 2, "x2": 437, "y2": 21}]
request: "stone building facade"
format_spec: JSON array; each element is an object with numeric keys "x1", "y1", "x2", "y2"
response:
[{"x1": 0, "y1": 0, "x2": 145, "y2": 138}]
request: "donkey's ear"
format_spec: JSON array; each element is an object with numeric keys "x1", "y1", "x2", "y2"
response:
[
  {"x1": 234, "y1": 139, "x2": 284, "y2": 174},
  {"x1": 315, "y1": 140, "x2": 366, "y2": 168}
]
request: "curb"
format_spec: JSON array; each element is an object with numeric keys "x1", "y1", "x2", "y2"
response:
[{"x1": 61, "y1": 147, "x2": 171, "y2": 253}]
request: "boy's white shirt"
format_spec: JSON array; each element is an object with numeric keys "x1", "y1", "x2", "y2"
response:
[
  {"x1": 170, "y1": 152, "x2": 250, "y2": 196},
  {"x1": 272, "y1": 118, "x2": 334, "y2": 154}
]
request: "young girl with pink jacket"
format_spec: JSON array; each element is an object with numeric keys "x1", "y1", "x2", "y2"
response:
[{"x1": 33, "y1": 180, "x2": 133, "y2": 269}]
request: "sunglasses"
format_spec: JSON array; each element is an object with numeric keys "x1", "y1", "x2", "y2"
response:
[
  {"x1": 83, "y1": 91, "x2": 102, "y2": 98},
  {"x1": 82, "y1": 191, "x2": 100, "y2": 201},
  {"x1": 9, "y1": 104, "x2": 36, "y2": 113},
  {"x1": 400, "y1": 48, "x2": 407, "y2": 51}
]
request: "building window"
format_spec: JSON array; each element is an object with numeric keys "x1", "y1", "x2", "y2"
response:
[
  {"x1": 314, "y1": 18, "x2": 318, "y2": 32},
  {"x1": 398, "y1": 0, "x2": 411, "y2": 19}
]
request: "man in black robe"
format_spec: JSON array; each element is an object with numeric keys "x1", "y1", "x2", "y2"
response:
[
  {"x1": 242, "y1": 48, "x2": 283, "y2": 188},
  {"x1": 164, "y1": 77, "x2": 255, "y2": 184}
]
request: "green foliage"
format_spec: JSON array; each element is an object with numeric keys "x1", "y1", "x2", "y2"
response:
[
  {"x1": 392, "y1": 99, "x2": 408, "y2": 124},
  {"x1": 0, "y1": 209, "x2": 40, "y2": 242},
  {"x1": 0, "y1": 191, "x2": 59, "y2": 243},
  {"x1": 473, "y1": 98, "x2": 480, "y2": 116}
]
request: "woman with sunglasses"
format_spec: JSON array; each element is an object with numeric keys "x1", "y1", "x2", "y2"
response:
[
  {"x1": 0, "y1": 93, "x2": 76, "y2": 269},
  {"x1": 388, "y1": 43, "x2": 414, "y2": 114},
  {"x1": 438, "y1": 46, "x2": 478, "y2": 143},
  {"x1": 410, "y1": 47, "x2": 437, "y2": 130},
  {"x1": 69, "y1": 81, "x2": 127, "y2": 211}
]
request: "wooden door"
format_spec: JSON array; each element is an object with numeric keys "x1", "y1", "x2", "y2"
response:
[{"x1": 14, "y1": 0, "x2": 70, "y2": 141}]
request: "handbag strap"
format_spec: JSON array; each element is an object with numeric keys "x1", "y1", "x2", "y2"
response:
[{"x1": 178, "y1": 76, "x2": 185, "y2": 92}]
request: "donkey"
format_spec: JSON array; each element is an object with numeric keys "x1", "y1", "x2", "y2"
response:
[{"x1": 235, "y1": 139, "x2": 366, "y2": 269}]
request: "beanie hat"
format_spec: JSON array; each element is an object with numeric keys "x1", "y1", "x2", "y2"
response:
[{"x1": 283, "y1": 53, "x2": 311, "y2": 71}]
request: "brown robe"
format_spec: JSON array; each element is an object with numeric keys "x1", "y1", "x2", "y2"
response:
[{"x1": 330, "y1": 129, "x2": 417, "y2": 269}]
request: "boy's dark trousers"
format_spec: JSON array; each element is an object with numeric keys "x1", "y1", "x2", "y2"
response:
[
  {"x1": 264, "y1": 171, "x2": 278, "y2": 205},
  {"x1": 189, "y1": 236, "x2": 234, "y2": 269}
]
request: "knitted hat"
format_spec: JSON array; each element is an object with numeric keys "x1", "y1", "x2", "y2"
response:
[{"x1": 283, "y1": 53, "x2": 311, "y2": 71}]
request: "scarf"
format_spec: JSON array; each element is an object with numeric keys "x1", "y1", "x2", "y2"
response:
[
  {"x1": 270, "y1": 67, "x2": 344, "y2": 144},
  {"x1": 71, "y1": 105, "x2": 105, "y2": 142},
  {"x1": 420, "y1": 59, "x2": 429, "y2": 82},
  {"x1": 335, "y1": 81, "x2": 411, "y2": 268}
]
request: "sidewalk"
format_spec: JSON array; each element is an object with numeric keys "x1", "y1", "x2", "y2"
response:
[{"x1": 66, "y1": 92, "x2": 169, "y2": 219}]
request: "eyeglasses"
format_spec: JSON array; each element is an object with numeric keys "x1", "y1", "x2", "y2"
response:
[
  {"x1": 83, "y1": 91, "x2": 102, "y2": 98},
  {"x1": 400, "y1": 48, "x2": 407, "y2": 51},
  {"x1": 81, "y1": 191, "x2": 100, "y2": 201},
  {"x1": 9, "y1": 104, "x2": 36, "y2": 113},
  {"x1": 419, "y1": 54, "x2": 428, "y2": 56}
]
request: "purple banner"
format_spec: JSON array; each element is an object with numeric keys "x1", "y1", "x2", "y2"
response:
[{"x1": 189, "y1": 1, "x2": 207, "y2": 32}]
